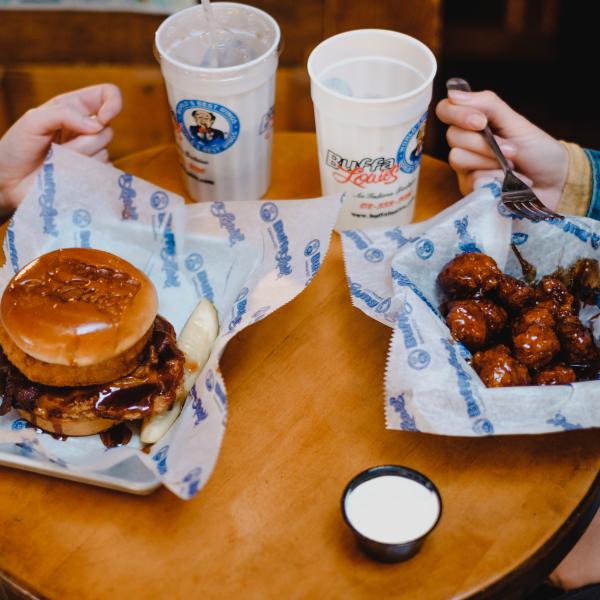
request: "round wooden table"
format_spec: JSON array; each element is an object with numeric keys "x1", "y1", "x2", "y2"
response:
[{"x1": 1, "y1": 132, "x2": 600, "y2": 599}]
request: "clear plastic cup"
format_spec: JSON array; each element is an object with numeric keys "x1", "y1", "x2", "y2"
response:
[
  {"x1": 155, "y1": 2, "x2": 280, "y2": 202},
  {"x1": 307, "y1": 29, "x2": 437, "y2": 231}
]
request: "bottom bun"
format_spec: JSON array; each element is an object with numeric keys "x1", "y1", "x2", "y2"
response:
[{"x1": 17, "y1": 409, "x2": 118, "y2": 437}]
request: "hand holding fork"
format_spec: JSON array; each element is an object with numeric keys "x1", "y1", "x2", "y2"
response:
[{"x1": 436, "y1": 79, "x2": 569, "y2": 221}]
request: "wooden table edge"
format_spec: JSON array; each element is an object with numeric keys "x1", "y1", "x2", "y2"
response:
[{"x1": 471, "y1": 470, "x2": 600, "y2": 598}]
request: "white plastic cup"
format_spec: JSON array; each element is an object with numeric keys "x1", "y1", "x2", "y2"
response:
[
  {"x1": 307, "y1": 29, "x2": 437, "y2": 231},
  {"x1": 155, "y1": 2, "x2": 280, "y2": 202}
]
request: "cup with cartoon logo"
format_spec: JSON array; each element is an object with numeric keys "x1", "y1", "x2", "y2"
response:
[
  {"x1": 308, "y1": 29, "x2": 437, "y2": 231},
  {"x1": 155, "y1": 2, "x2": 280, "y2": 202}
]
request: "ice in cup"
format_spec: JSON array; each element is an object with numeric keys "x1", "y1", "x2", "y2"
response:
[
  {"x1": 308, "y1": 29, "x2": 437, "y2": 231},
  {"x1": 155, "y1": 2, "x2": 280, "y2": 202}
]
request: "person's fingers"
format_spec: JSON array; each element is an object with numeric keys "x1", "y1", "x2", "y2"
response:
[
  {"x1": 446, "y1": 89, "x2": 534, "y2": 138},
  {"x1": 45, "y1": 84, "x2": 123, "y2": 126},
  {"x1": 62, "y1": 127, "x2": 113, "y2": 156},
  {"x1": 91, "y1": 148, "x2": 110, "y2": 163},
  {"x1": 448, "y1": 147, "x2": 506, "y2": 173},
  {"x1": 436, "y1": 98, "x2": 488, "y2": 130},
  {"x1": 446, "y1": 126, "x2": 517, "y2": 159},
  {"x1": 21, "y1": 104, "x2": 103, "y2": 138}
]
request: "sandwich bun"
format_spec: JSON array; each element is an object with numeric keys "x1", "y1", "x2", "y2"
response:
[{"x1": 0, "y1": 248, "x2": 158, "y2": 387}]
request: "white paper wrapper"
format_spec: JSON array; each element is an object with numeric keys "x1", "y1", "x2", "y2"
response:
[
  {"x1": 342, "y1": 182, "x2": 600, "y2": 436},
  {"x1": 0, "y1": 145, "x2": 340, "y2": 498}
]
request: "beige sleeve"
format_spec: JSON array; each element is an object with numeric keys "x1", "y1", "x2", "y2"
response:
[{"x1": 557, "y1": 141, "x2": 592, "y2": 216}]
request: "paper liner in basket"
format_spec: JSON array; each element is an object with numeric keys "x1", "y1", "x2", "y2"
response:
[
  {"x1": 342, "y1": 182, "x2": 600, "y2": 436},
  {"x1": 0, "y1": 145, "x2": 341, "y2": 498}
]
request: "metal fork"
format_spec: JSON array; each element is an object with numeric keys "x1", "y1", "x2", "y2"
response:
[{"x1": 446, "y1": 77, "x2": 563, "y2": 222}]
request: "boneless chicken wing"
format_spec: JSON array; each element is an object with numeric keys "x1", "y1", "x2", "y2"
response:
[
  {"x1": 472, "y1": 345, "x2": 531, "y2": 388},
  {"x1": 496, "y1": 274, "x2": 534, "y2": 311},
  {"x1": 556, "y1": 315, "x2": 599, "y2": 366},
  {"x1": 438, "y1": 252, "x2": 501, "y2": 299},
  {"x1": 513, "y1": 324, "x2": 560, "y2": 369},
  {"x1": 446, "y1": 301, "x2": 487, "y2": 349},
  {"x1": 534, "y1": 363, "x2": 576, "y2": 385},
  {"x1": 512, "y1": 307, "x2": 555, "y2": 336}
]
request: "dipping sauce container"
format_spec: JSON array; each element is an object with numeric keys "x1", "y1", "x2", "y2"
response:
[{"x1": 341, "y1": 465, "x2": 442, "y2": 562}]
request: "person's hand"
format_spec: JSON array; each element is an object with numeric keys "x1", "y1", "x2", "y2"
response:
[
  {"x1": 0, "y1": 83, "x2": 122, "y2": 219},
  {"x1": 435, "y1": 90, "x2": 568, "y2": 210}
]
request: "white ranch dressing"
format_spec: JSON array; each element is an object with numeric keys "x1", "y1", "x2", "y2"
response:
[{"x1": 345, "y1": 475, "x2": 440, "y2": 544}]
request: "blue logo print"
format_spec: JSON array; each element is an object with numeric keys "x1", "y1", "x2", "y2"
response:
[
  {"x1": 473, "y1": 418, "x2": 494, "y2": 435},
  {"x1": 72, "y1": 209, "x2": 91, "y2": 228},
  {"x1": 152, "y1": 446, "x2": 169, "y2": 475},
  {"x1": 364, "y1": 248, "x2": 384, "y2": 263},
  {"x1": 408, "y1": 348, "x2": 430, "y2": 370},
  {"x1": 185, "y1": 252, "x2": 204, "y2": 272},
  {"x1": 151, "y1": 191, "x2": 169, "y2": 210},
  {"x1": 415, "y1": 238, "x2": 434, "y2": 260},
  {"x1": 304, "y1": 239, "x2": 320, "y2": 257},
  {"x1": 190, "y1": 386, "x2": 208, "y2": 426},
  {"x1": 206, "y1": 369, "x2": 215, "y2": 391},
  {"x1": 260, "y1": 202, "x2": 279, "y2": 223},
  {"x1": 182, "y1": 467, "x2": 203, "y2": 497},
  {"x1": 177, "y1": 99, "x2": 240, "y2": 155},
  {"x1": 511, "y1": 232, "x2": 529, "y2": 246},
  {"x1": 11, "y1": 419, "x2": 29, "y2": 431},
  {"x1": 396, "y1": 111, "x2": 427, "y2": 174},
  {"x1": 389, "y1": 394, "x2": 419, "y2": 431}
]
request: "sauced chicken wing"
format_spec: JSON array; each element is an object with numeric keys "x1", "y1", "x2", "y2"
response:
[
  {"x1": 534, "y1": 363, "x2": 576, "y2": 386},
  {"x1": 496, "y1": 275, "x2": 534, "y2": 311},
  {"x1": 535, "y1": 276, "x2": 576, "y2": 319},
  {"x1": 446, "y1": 301, "x2": 487, "y2": 349},
  {"x1": 556, "y1": 315, "x2": 599, "y2": 366},
  {"x1": 438, "y1": 252, "x2": 501, "y2": 299},
  {"x1": 513, "y1": 324, "x2": 560, "y2": 369},
  {"x1": 512, "y1": 307, "x2": 555, "y2": 337},
  {"x1": 472, "y1": 345, "x2": 531, "y2": 388}
]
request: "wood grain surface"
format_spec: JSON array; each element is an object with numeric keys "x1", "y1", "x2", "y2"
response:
[{"x1": 1, "y1": 133, "x2": 600, "y2": 600}]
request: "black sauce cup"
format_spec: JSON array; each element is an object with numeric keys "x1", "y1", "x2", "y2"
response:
[{"x1": 341, "y1": 465, "x2": 443, "y2": 563}]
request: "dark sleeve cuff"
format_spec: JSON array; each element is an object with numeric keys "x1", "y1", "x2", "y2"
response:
[{"x1": 584, "y1": 148, "x2": 600, "y2": 220}]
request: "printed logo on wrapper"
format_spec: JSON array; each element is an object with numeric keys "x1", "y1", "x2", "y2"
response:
[
  {"x1": 260, "y1": 204, "x2": 293, "y2": 277},
  {"x1": 304, "y1": 239, "x2": 321, "y2": 285},
  {"x1": 228, "y1": 288, "x2": 249, "y2": 333},
  {"x1": 408, "y1": 348, "x2": 430, "y2": 370},
  {"x1": 6, "y1": 218, "x2": 19, "y2": 273},
  {"x1": 182, "y1": 467, "x2": 203, "y2": 498},
  {"x1": 185, "y1": 252, "x2": 214, "y2": 301},
  {"x1": 349, "y1": 279, "x2": 391, "y2": 315},
  {"x1": 211, "y1": 202, "x2": 245, "y2": 247},
  {"x1": 415, "y1": 239, "x2": 435, "y2": 260},
  {"x1": 388, "y1": 394, "x2": 419, "y2": 432},
  {"x1": 260, "y1": 202, "x2": 279, "y2": 223},
  {"x1": 72, "y1": 209, "x2": 92, "y2": 248},
  {"x1": 364, "y1": 248, "x2": 384, "y2": 263},
  {"x1": 150, "y1": 191, "x2": 180, "y2": 288},
  {"x1": 119, "y1": 173, "x2": 139, "y2": 221},
  {"x1": 547, "y1": 413, "x2": 582, "y2": 431},
  {"x1": 190, "y1": 385, "x2": 208, "y2": 426},
  {"x1": 385, "y1": 228, "x2": 435, "y2": 260},
  {"x1": 176, "y1": 99, "x2": 240, "y2": 155},
  {"x1": 206, "y1": 369, "x2": 215, "y2": 392},
  {"x1": 38, "y1": 156, "x2": 58, "y2": 238},
  {"x1": 152, "y1": 446, "x2": 169, "y2": 475},
  {"x1": 512, "y1": 232, "x2": 529, "y2": 246},
  {"x1": 396, "y1": 112, "x2": 428, "y2": 174}
]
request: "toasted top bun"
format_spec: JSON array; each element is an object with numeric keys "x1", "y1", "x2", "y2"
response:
[{"x1": 0, "y1": 248, "x2": 158, "y2": 367}]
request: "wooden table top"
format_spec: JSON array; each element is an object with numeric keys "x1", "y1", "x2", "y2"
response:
[{"x1": 1, "y1": 132, "x2": 600, "y2": 600}]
